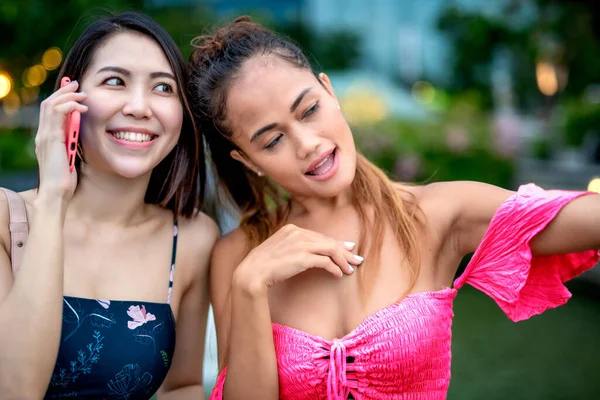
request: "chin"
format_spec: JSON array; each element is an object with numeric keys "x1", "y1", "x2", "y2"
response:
[{"x1": 108, "y1": 160, "x2": 156, "y2": 180}]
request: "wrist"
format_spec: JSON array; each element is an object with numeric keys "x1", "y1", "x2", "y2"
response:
[
  {"x1": 232, "y1": 265, "x2": 268, "y2": 298},
  {"x1": 33, "y1": 192, "x2": 68, "y2": 216}
]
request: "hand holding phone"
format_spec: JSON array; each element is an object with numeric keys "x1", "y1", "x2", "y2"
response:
[{"x1": 60, "y1": 77, "x2": 81, "y2": 173}]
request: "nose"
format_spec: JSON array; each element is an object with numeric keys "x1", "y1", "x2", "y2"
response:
[
  {"x1": 294, "y1": 126, "x2": 322, "y2": 160},
  {"x1": 122, "y1": 86, "x2": 153, "y2": 119}
]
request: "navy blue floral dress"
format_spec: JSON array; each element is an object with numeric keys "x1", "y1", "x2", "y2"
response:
[{"x1": 44, "y1": 222, "x2": 179, "y2": 399}]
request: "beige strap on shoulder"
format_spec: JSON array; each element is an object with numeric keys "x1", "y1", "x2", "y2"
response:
[{"x1": 0, "y1": 188, "x2": 28, "y2": 275}]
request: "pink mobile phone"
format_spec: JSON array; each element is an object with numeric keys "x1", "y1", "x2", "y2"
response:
[{"x1": 60, "y1": 77, "x2": 80, "y2": 173}]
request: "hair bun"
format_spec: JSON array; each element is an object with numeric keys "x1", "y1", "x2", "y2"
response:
[
  {"x1": 234, "y1": 15, "x2": 252, "y2": 24},
  {"x1": 188, "y1": 15, "x2": 267, "y2": 70}
]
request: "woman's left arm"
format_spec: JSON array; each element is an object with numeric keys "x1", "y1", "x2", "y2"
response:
[
  {"x1": 442, "y1": 181, "x2": 600, "y2": 257},
  {"x1": 158, "y1": 213, "x2": 219, "y2": 400}
]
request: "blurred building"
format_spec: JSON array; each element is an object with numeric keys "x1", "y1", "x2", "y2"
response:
[{"x1": 304, "y1": 0, "x2": 509, "y2": 83}]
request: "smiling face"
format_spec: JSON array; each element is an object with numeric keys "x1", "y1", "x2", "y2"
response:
[
  {"x1": 225, "y1": 56, "x2": 357, "y2": 199},
  {"x1": 78, "y1": 31, "x2": 183, "y2": 179}
]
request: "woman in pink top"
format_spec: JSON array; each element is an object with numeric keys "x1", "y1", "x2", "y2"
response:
[{"x1": 188, "y1": 17, "x2": 600, "y2": 400}]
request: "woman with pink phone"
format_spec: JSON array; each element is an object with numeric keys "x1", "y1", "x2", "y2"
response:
[{"x1": 0, "y1": 12, "x2": 217, "y2": 399}]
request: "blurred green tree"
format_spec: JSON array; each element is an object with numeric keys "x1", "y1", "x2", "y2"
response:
[
  {"x1": 276, "y1": 20, "x2": 361, "y2": 71},
  {"x1": 0, "y1": 0, "x2": 142, "y2": 91},
  {"x1": 437, "y1": 0, "x2": 600, "y2": 110},
  {"x1": 0, "y1": 0, "x2": 216, "y2": 95}
]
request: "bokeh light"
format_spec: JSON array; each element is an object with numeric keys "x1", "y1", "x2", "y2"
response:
[
  {"x1": 19, "y1": 86, "x2": 40, "y2": 104},
  {"x1": 587, "y1": 177, "x2": 600, "y2": 193},
  {"x1": 412, "y1": 81, "x2": 436, "y2": 105},
  {"x1": 22, "y1": 64, "x2": 47, "y2": 87},
  {"x1": 536, "y1": 61, "x2": 558, "y2": 96},
  {"x1": 42, "y1": 47, "x2": 62, "y2": 70},
  {"x1": 341, "y1": 86, "x2": 389, "y2": 125},
  {"x1": 2, "y1": 92, "x2": 21, "y2": 116},
  {"x1": 0, "y1": 72, "x2": 12, "y2": 99}
]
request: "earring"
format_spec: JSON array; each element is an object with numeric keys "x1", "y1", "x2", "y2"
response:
[{"x1": 257, "y1": 171, "x2": 263, "y2": 177}]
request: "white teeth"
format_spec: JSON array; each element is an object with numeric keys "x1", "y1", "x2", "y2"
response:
[
  {"x1": 309, "y1": 153, "x2": 332, "y2": 174},
  {"x1": 314, "y1": 161, "x2": 333, "y2": 175},
  {"x1": 315, "y1": 155, "x2": 330, "y2": 169},
  {"x1": 112, "y1": 131, "x2": 154, "y2": 142}
]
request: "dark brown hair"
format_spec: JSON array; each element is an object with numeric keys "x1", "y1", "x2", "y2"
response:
[
  {"x1": 53, "y1": 11, "x2": 204, "y2": 217},
  {"x1": 188, "y1": 16, "x2": 423, "y2": 367}
]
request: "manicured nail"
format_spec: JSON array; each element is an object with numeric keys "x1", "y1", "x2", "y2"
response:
[
  {"x1": 344, "y1": 241, "x2": 355, "y2": 249},
  {"x1": 353, "y1": 255, "x2": 364, "y2": 263},
  {"x1": 348, "y1": 265, "x2": 354, "y2": 273}
]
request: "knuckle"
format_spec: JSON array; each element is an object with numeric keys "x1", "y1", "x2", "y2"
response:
[{"x1": 283, "y1": 223, "x2": 297, "y2": 232}]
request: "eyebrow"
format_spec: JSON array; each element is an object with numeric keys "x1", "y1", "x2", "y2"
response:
[
  {"x1": 250, "y1": 122, "x2": 277, "y2": 143},
  {"x1": 96, "y1": 66, "x2": 176, "y2": 81},
  {"x1": 250, "y1": 87, "x2": 313, "y2": 143},
  {"x1": 290, "y1": 87, "x2": 312, "y2": 113}
]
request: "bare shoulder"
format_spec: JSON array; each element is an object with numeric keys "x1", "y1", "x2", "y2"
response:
[
  {"x1": 395, "y1": 180, "x2": 513, "y2": 218},
  {"x1": 176, "y1": 211, "x2": 219, "y2": 270},
  {"x1": 210, "y1": 227, "x2": 251, "y2": 301},
  {"x1": 211, "y1": 227, "x2": 250, "y2": 278},
  {"x1": 393, "y1": 181, "x2": 459, "y2": 221},
  {"x1": 395, "y1": 180, "x2": 476, "y2": 203},
  {"x1": 177, "y1": 211, "x2": 220, "y2": 257},
  {"x1": 161, "y1": 211, "x2": 218, "y2": 297}
]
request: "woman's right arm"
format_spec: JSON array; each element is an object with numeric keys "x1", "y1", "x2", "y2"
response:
[
  {"x1": 0, "y1": 81, "x2": 87, "y2": 399},
  {"x1": 210, "y1": 224, "x2": 362, "y2": 400}
]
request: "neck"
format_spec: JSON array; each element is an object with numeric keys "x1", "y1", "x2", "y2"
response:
[
  {"x1": 66, "y1": 165, "x2": 154, "y2": 227},
  {"x1": 289, "y1": 185, "x2": 354, "y2": 219}
]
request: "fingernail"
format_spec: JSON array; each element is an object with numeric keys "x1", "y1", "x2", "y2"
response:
[
  {"x1": 353, "y1": 255, "x2": 364, "y2": 263},
  {"x1": 71, "y1": 80, "x2": 78, "y2": 85},
  {"x1": 343, "y1": 241, "x2": 355, "y2": 249},
  {"x1": 348, "y1": 264, "x2": 354, "y2": 273}
]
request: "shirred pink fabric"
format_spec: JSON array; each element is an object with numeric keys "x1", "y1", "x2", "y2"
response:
[{"x1": 210, "y1": 184, "x2": 599, "y2": 400}]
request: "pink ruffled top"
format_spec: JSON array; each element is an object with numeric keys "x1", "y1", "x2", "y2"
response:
[{"x1": 210, "y1": 184, "x2": 599, "y2": 400}]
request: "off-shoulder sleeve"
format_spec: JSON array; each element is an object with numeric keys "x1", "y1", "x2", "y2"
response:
[
  {"x1": 454, "y1": 183, "x2": 599, "y2": 322},
  {"x1": 209, "y1": 367, "x2": 227, "y2": 400}
]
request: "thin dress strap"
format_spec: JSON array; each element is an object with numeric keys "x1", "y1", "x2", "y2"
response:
[{"x1": 167, "y1": 219, "x2": 178, "y2": 304}]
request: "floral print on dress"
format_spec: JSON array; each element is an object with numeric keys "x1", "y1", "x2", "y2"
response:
[
  {"x1": 97, "y1": 299, "x2": 111, "y2": 309},
  {"x1": 44, "y1": 220, "x2": 178, "y2": 399},
  {"x1": 62, "y1": 297, "x2": 116, "y2": 341},
  {"x1": 45, "y1": 298, "x2": 176, "y2": 399},
  {"x1": 107, "y1": 364, "x2": 153, "y2": 399},
  {"x1": 127, "y1": 305, "x2": 156, "y2": 330},
  {"x1": 50, "y1": 331, "x2": 104, "y2": 389}
]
